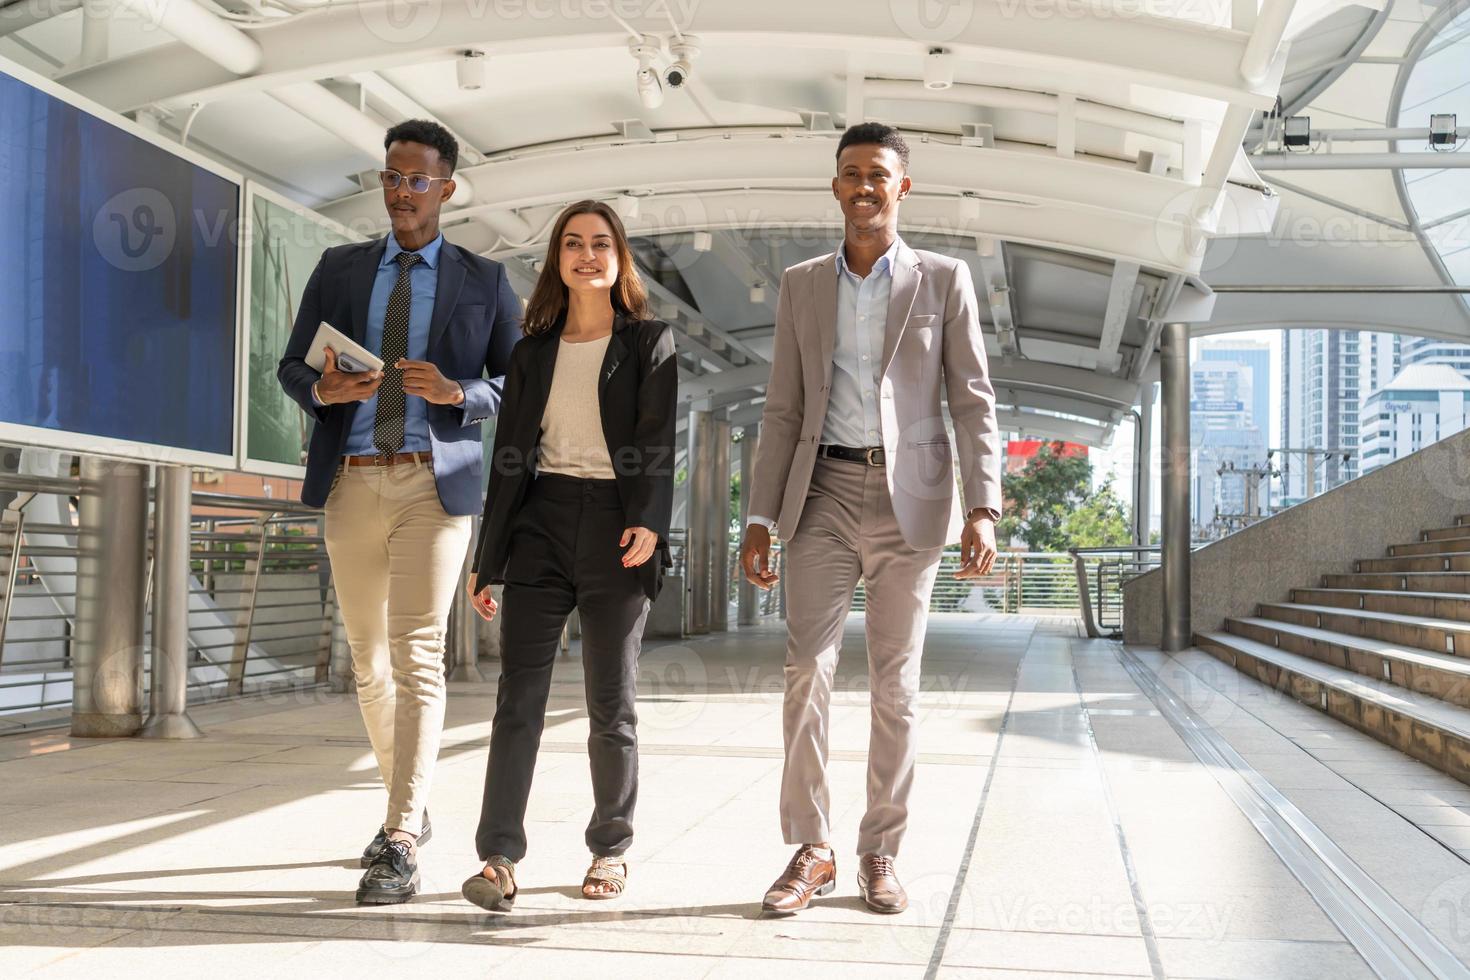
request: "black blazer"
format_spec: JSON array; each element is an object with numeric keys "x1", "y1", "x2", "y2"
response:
[{"x1": 472, "y1": 311, "x2": 678, "y2": 601}]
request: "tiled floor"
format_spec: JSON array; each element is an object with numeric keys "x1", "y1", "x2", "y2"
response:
[{"x1": 3, "y1": 614, "x2": 1470, "y2": 978}]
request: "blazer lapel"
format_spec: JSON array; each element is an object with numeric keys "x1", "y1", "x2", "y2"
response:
[
  {"x1": 427, "y1": 240, "x2": 468, "y2": 355},
  {"x1": 814, "y1": 252, "x2": 839, "y2": 382},
  {"x1": 348, "y1": 237, "x2": 388, "y2": 344},
  {"x1": 599, "y1": 313, "x2": 631, "y2": 400},
  {"x1": 881, "y1": 243, "x2": 921, "y2": 377}
]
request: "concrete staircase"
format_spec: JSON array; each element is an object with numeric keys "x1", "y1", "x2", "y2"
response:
[{"x1": 1197, "y1": 513, "x2": 1470, "y2": 784}]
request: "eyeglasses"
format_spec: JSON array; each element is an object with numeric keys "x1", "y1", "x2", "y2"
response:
[{"x1": 378, "y1": 169, "x2": 451, "y2": 194}]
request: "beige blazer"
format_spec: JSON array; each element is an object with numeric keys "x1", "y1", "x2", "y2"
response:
[{"x1": 748, "y1": 240, "x2": 1002, "y2": 550}]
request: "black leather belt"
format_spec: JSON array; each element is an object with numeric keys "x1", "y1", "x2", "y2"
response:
[{"x1": 817, "y1": 444, "x2": 885, "y2": 466}]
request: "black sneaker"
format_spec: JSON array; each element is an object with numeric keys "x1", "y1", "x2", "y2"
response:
[
  {"x1": 360, "y1": 813, "x2": 431, "y2": 868},
  {"x1": 356, "y1": 838, "x2": 419, "y2": 905}
]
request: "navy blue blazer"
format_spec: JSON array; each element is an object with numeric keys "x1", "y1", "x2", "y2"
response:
[{"x1": 277, "y1": 235, "x2": 521, "y2": 515}]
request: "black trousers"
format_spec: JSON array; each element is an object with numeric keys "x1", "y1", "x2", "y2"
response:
[{"x1": 475, "y1": 473, "x2": 652, "y2": 862}]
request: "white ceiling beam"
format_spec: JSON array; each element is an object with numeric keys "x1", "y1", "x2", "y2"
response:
[
  {"x1": 347, "y1": 71, "x2": 486, "y2": 167},
  {"x1": 106, "y1": 0, "x2": 261, "y2": 77},
  {"x1": 55, "y1": 1, "x2": 1281, "y2": 114},
  {"x1": 317, "y1": 134, "x2": 1239, "y2": 274},
  {"x1": 996, "y1": 410, "x2": 1111, "y2": 447},
  {"x1": 1097, "y1": 261, "x2": 1141, "y2": 373},
  {"x1": 862, "y1": 79, "x2": 1189, "y2": 146}
]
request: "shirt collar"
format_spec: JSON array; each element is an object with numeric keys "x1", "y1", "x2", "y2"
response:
[
  {"x1": 382, "y1": 231, "x2": 443, "y2": 270},
  {"x1": 836, "y1": 236, "x2": 903, "y2": 280}
]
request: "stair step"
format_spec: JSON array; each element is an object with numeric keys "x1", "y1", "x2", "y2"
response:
[
  {"x1": 1258, "y1": 602, "x2": 1470, "y2": 656},
  {"x1": 1292, "y1": 587, "x2": 1470, "y2": 622},
  {"x1": 1389, "y1": 536, "x2": 1470, "y2": 557},
  {"x1": 1322, "y1": 571, "x2": 1470, "y2": 593},
  {"x1": 1196, "y1": 630, "x2": 1470, "y2": 782},
  {"x1": 1228, "y1": 615, "x2": 1470, "y2": 699},
  {"x1": 1423, "y1": 526, "x2": 1470, "y2": 542},
  {"x1": 1356, "y1": 552, "x2": 1470, "y2": 574}
]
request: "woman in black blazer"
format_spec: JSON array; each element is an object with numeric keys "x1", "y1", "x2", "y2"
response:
[{"x1": 461, "y1": 200, "x2": 677, "y2": 910}]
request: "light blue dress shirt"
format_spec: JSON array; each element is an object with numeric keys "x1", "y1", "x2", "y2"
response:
[
  {"x1": 338, "y1": 233, "x2": 442, "y2": 455},
  {"x1": 823, "y1": 237, "x2": 900, "y2": 447},
  {"x1": 747, "y1": 238, "x2": 900, "y2": 530}
]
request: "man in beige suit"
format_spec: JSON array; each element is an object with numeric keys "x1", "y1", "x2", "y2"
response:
[{"x1": 741, "y1": 123, "x2": 1002, "y2": 915}]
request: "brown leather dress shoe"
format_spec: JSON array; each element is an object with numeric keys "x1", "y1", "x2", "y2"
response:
[
  {"x1": 761, "y1": 845, "x2": 837, "y2": 914},
  {"x1": 857, "y1": 854, "x2": 908, "y2": 913}
]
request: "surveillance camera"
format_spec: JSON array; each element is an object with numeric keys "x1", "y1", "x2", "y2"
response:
[
  {"x1": 636, "y1": 67, "x2": 663, "y2": 109},
  {"x1": 664, "y1": 61, "x2": 690, "y2": 89},
  {"x1": 665, "y1": 37, "x2": 700, "y2": 92}
]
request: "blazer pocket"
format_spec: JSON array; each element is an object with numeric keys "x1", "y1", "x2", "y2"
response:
[{"x1": 907, "y1": 313, "x2": 937, "y2": 325}]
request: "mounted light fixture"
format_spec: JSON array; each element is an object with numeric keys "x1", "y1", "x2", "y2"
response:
[
  {"x1": 457, "y1": 50, "x2": 486, "y2": 91},
  {"x1": 923, "y1": 47, "x2": 955, "y2": 91},
  {"x1": 1283, "y1": 115, "x2": 1310, "y2": 148},
  {"x1": 749, "y1": 283, "x2": 767, "y2": 304},
  {"x1": 614, "y1": 193, "x2": 640, "y2": 219},
  {"x1": 1430, "y1": 113, "x2": 1459, "y2": 149},
  {"x1": 692, "y1": 230, "x2": 713, "y2": 252}
]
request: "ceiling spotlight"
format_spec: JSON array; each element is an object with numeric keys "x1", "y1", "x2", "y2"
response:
[
  {"x1": 1283, "y1": 115, "x2": 1310, "y2": 148},
  {"x1": 1431, "y1": 112, "x2": 1459, "y2": 148},
  {"x1": 692, "y1": 230, "x2": 712, "y2": 252},
  {"x1": 630, "y1": 35, "x2": 663, "y2": 110},
  {"x1": 958, "y1": 193, "x2": 981, "y2": 221},
  {"x1": 665, "y1": 36, "x2": 700, "y2": 90},
  {"x1": 923, "y1": 47, "x2": 955, "y2": 91},
  {"x1": 457, "y1": 50, "x2": 486, "y2": 91},
  {"x1": 749, "y1": 283, "x2": 767, "y2": 304},
  {"x1": 614, "y1": 192, "x2": 640, "y2": 219}
]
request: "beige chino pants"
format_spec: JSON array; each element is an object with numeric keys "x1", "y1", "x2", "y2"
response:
[
  {"x1": 323, "y1": 456, "x2": 472, "y2": 836},
  {"x1": 779, "y1": 456, "x2": 944, "y2": 858}
]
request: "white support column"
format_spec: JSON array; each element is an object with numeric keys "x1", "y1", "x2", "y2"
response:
[
  {"x1": 1161, "y1": 325, "x2": 1192, "y2": 652},
  {"x1": 710, "y1": 418, "x2": 732, "y2": 632},
  {"x1": 686, "y1": 409, "x2": 715, "y2": 635},
  {"x1": 72, "y1": 457, "x2": 149, "y2": 737},
  {"x1": 140, "y1": 465, "x2": 203, "y2": 739},
  {"x1": 737, "y1": 424, "x2": 759, "y2": 626}
]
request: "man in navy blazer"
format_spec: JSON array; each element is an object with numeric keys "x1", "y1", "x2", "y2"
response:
[{"x1": 277, "y1": 119, "x2": 520, "y2": 905}]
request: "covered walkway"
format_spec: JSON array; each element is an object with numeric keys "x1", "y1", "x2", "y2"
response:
[{"x1": 6, "y1": 614, "x2": 1470, "y2": 977}]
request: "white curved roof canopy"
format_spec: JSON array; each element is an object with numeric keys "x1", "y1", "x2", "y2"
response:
[{"x1": 0, "y1": 0, "x2": 1419, "y2": 447}]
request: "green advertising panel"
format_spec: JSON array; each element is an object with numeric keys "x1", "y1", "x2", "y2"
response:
[{"x1": 239, "y1": 185, "x2": 364, "y2": 475}]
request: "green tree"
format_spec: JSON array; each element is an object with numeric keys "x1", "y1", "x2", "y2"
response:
[
  {"x1": 998, "y1": 442, "x2": 1097, "y2": 552},
  {"x1": 1061, "y1": 480, "x2": 1131, "y2": 548}
]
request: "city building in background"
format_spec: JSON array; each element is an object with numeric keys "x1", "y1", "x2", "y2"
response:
[
  {"x1": 1360, "y1": 364, "x2": 1470, "y2": 476},
  {"x1": 1279, "y1": 330, "x2": 1367, "y2": 504},
  {"x1": 1192, "y1": 340, "x2": 1269, "y2": 536}
]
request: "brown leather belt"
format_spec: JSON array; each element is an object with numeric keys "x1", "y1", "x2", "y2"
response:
[{"x1": 343, "y1": 451, "x2": 432, "y2": 467}]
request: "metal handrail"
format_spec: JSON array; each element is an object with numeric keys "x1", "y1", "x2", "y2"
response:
[
  {"x1": 1, "y1": 471, "x2": 338, "y2": 720},
  {"x1": 1069, "y1": 546, "x2": 1162, "y2": 639}
]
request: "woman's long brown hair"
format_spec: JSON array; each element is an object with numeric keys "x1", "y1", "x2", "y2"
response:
[{"x1": 522, "y1": 199, "x2": 651, "y2": 336}]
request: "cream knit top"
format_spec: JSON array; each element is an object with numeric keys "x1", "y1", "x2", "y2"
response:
[{"x1": 537, "y1": 335, "x2": 616, "y2": 479}]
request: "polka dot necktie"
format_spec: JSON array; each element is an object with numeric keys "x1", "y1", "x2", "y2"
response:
[{"x1": 373, "y1": 251, "x2": 422, "y2": 455}]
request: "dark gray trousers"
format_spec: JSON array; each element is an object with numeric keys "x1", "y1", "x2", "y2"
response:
[{"x1": 475, "y1": 473, "x2": 652, "y2": 862}]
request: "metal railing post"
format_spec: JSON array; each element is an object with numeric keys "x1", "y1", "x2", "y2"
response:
[
  {"x1": 0, "y1": 492, "x2": 36, "y2": 666},
  {"x1": 228, "y1": 513, "x2": 273, "y2": 696}
]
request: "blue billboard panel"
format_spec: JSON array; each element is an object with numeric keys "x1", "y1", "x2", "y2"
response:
[{"x1": 0, "y1": 66, "x2": 239, "y2": 460}]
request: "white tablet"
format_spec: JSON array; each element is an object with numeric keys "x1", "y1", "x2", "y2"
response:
[{"x1": 304, "y1": 321, "x2": 385, "y2": 375}]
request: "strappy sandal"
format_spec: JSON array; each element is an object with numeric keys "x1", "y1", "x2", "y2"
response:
[
  {"x1": 581, "y1": 855, "x2": 628, "y2": 900},
  {"x1": 462, "y1": 854, "x2": 517, "y2": 911}
]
